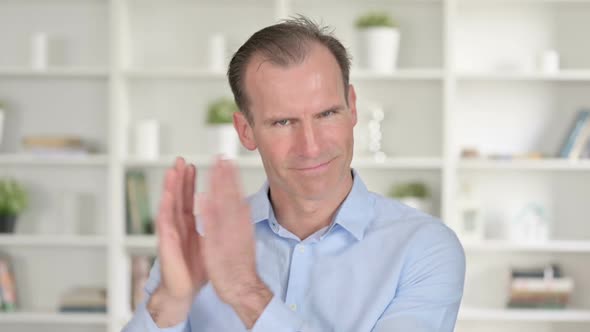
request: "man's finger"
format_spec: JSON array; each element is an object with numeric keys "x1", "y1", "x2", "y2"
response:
[
  {"x1": 224, "y1": 160, "x2": 244, "y2": 204},
  {"x1": 183, "y1": 164, "x2": 196, "y2": 215},
  {"x1": 182, "y1": 164, "x2": 197, "y2": 234},
  {"x1": 174, "y1": 157, "x2": 187, "y2": 241}
]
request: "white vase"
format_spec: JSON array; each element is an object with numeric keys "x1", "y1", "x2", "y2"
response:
[
  {"x1": 358, "y1": 27, "x2": 400, "y2": 73},
  {"x1": 135, "y1": 119, "x2": 160, "y2": 160},
  {"x1": 208, "y1": 33, "x2": 226, "y2": 72},
  {"x1": 454, "y1": 183, "x2": 485, "y2": 243},
  {"x1": 31, "y1": 32, "x2": 49, "y2": 70},
  {"x1": 209, "y1": 124, "x2": 239, "y2": 159}
]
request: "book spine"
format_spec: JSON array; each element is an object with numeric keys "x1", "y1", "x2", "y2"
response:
[
  {"x1": 559, "y1": 110, "x2": 590, "y2": 158},
  {"x1": 0, "y1": 260, "x2": 16, "y2": 312}
]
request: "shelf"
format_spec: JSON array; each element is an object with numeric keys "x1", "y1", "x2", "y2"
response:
[
  {"x1": 124, "y1": 68, "x2": 226, "y2": 79},
  {"x1": 0, "y1": 67, "x2": 109, "y2": 79},
  {"x1": 0, "y1": 312, "x2": 108, "y2": 324},
  {"x1": 352, "y1": 157, "x2": 443, "y2": 169},
  {"x1": 462, "y1": 240, "x2": 590, "y2": 253},
  {"x1": 124, "y1": 155, "x2": 443, "y2": 170},
  {"x1": 458, "y1": 158, "x2": 590, "y2": 171},
  {"x1": 124, "y1": 155, "x2": 262, "y2": 168},
  {"x1": 458, "y1": 307, "x2": 590, "y2": 322},
  {"x1": 351, "y1": 69, "x2": 444, "y2": 81},
  {"x1": 124, "y1": 68, "x2": 444, "y2": 81},
  {"x1": 457, "y1": 71, "x2": 590, "y2": 82},
  {"x1": 0, "y1": 235, "x2": 108, "y2": 248},
  {"x1": 0, "y1": 154, "x2": 109, "y2": 167}
]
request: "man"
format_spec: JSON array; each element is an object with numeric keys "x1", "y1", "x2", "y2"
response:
[{"x1": 123, "y1": 16, "x2": 465, "y2": 332}]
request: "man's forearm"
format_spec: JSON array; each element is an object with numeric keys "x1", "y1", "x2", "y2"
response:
[
  {"x1": 147, "y1": 286, "x2": 194, "y2": 328},
  {"x1": 228, "y1": 280, "x2": 273, "y2": 329}
]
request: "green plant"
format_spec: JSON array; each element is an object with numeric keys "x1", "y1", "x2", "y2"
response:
[
  {"x1": 355, "y1": 12, "x2": 397, "y2": 29},
  {"x1": 0, "y1": 179, "x2": 28, "y2": 216},
  {"x1": 389, "y1": 182, "x2": 429, "y2": 199},
  {"x1": 206, "y1": 97, "x2": 238, "y2": 125}
]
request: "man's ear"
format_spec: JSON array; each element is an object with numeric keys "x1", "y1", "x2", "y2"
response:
[
  {"x1": 233, "y1": 111, "x2": 257, "y2": 151},
  {"x1": 348, "y1": 84, "x2": 358, "y2": 127}
]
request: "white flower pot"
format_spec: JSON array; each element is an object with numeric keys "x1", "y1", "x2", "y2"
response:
[
  {"x1": 358, "y1": 27, "x2": 400, "y2": 73},
  {"x1": 209, "y1": 124, "x2": 239, "y2": 159},
  {"x1": 135, "y1": 119, "x2": 160, "y2": 160}
]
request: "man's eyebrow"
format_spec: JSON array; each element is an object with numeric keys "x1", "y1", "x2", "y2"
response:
[
  {"x1": 316, "y1": 105, "x2": 346, "y2": 114},
  {"x1": 262, "y1": 115, "x2": 296, "y2": 125},
  {"x1": 262, "y1": 105, "x2": 347, "y2": 125}
]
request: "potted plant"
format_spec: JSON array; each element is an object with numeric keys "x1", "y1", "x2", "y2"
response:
[
  {"x1": 355, "y1": 12, "x2": 400, "y2": 73},
  {"x1": 206, "y1": 97, "x2": 240, "y2": 158},
  {"x1": 389, "y1": 181, "x2": 432, "y2": 214},
  {"x1": 0, "y1": 178, "x2": 28, "y2": 233}
]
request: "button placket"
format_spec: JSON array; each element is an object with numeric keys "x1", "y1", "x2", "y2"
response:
[{"x1": 284, "y1": 243, "x2": 312, "y2": 315}]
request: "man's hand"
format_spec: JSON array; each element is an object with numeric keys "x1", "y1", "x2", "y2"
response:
[
  {"x1": 198, "y1": 158, "x2": 273, "y2": 328},
  {"x1": 148, "y1": 157, "x2": 208, "y2": 327}
]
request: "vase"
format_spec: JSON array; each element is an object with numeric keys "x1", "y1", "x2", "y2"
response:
[
  {"x1": 0, "y1": 215, "x2": 17, "y2": 233},
  {"x1": 358, "y1": 27, "x2": 400, "y2": 73}
]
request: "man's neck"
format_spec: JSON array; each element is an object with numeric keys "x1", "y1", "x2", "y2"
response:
[{"x1": 268, "y1": 171, "x2": 354, "y2": 241}]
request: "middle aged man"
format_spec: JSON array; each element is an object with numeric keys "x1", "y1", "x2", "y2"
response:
[{"x1": 123, "y1": 16, "x2": 466, "y2": 332}]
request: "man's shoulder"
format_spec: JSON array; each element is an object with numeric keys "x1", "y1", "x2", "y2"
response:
[{"x1": 368, "y1": 191, "x2": 461, "y2": 248}]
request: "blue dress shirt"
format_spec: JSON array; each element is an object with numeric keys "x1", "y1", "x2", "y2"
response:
[{"x1": 123, "y1": 169, "x2": 465, "y2": 332}]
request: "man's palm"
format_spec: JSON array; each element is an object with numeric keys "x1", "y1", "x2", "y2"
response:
[{"x1": 156, "y1": 158, "x2": 208, "y2": 300}]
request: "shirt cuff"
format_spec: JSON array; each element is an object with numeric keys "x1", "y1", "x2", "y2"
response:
[
  {"x1": 128, "y1": 299, "x2": 189, "y2": 332},
  {"x1": 250, "y1": 295, "x2": 305, "y2": 332}
]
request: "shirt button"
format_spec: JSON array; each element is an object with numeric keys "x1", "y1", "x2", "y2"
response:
[
  {"x1": 289, "y1": 303, "x2": 297, "y2": 311},
  {"x1": 298, "y1": 245, "x2": 305, "y2": 253}
]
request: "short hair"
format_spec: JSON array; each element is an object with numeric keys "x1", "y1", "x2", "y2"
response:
[{"x1": 227, "y1": 15, "x2": 352, "y2": 124}]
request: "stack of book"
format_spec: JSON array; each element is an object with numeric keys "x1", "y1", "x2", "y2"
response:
[
  {"x1": 126, "y1": 170, "x2": 154, "y2": 235},
  {"x1": 559, "y1": 109, "x2": 590, "y2": 160},
  {"x1": 21, "y1": 135, "x2": 91, "y2": 156},
  {"x1": 59, "y1": 287, "x2": 107, "y2": 313},
  {"x1": 507, "y1": 264, "x2": 574, "y2": 309}
]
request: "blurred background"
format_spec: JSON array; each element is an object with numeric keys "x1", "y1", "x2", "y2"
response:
[{"x1": 0, "y1": 0, "x2": 590, "y2": 331}]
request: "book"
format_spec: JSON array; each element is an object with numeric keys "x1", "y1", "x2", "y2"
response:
[
  {"x1": 22, "y1": 135, "x2": 83, "y2": 148},
  {"x1": 511, "y1": 264, "x2": 562, "y2": 279},
  {"x1": 569, "y1": 117, "x2": 590, "y2": 159},
  {"x1": 511, "y1": 277, "x2": 574, "y2": 293},
  {"x1": 558, "y1": 110, "x2": 590, "y2": 159},
  {"x1": 126, "y1": 170, "x2": 153, "y2": 234},
  {"x1": 0, "y1": 255, "x2": 17, "y2": 312},
  {"x1": 59, "y1": 286, "x2": 107, "y2": 313}
]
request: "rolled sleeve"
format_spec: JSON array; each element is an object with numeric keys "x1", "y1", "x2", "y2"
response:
[
  {"x1": 250, "y1": 295, "x2": 306, "y2": 332},
  {"x1": 123, "y1": 299, "x2": 189, "y2": 332},
  {"x1": 122, "y1": 258, "x2": 191, "y2": 332}
]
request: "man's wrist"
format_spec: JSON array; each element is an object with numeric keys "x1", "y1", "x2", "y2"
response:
[
  {"x1": 147, "y1": 286, "x2": 194, "y2": 328},
  {"x1": 228, "y1": 278, "x2": 273, "y2": 329}
]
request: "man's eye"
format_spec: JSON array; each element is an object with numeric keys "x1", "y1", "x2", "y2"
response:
[
  {"x1": 274, "y1": 119, "x2": 290, "y2": 126},
  {"x1": 320, "y1": 110, "x2": 336, "y2": 118}
]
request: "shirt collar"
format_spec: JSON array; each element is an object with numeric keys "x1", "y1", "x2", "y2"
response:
[{"x1": 247, "y1": 169, "x2": 375, "y2": 241}]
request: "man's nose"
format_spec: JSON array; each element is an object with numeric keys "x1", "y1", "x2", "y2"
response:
[{"x1": 297, "y1": 121, "x2": 321, "y2": 158}]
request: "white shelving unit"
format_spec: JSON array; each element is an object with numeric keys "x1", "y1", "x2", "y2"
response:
[
  {"x1": 1, "y1": 0, "x2": 589, "y2": 331},
  {"x1": 0, "y1": 312, "x2": 109, "y2": 325}
]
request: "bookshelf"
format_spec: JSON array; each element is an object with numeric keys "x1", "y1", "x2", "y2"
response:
[{"x1": 0, "y1": 0, "x2": 589, "y2": 332}]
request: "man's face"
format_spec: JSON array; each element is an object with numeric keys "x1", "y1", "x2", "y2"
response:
[{"x1": 235, "y1": 43, "x2": 357, "y2": 200}]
